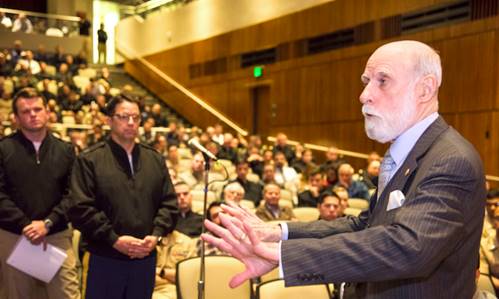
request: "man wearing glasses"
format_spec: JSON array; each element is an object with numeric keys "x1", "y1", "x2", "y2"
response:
[{"x1": 69, "y1": 94, "x2": 178, "y2": 299}]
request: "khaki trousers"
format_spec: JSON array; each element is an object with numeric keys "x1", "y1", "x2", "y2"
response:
[{"x1": 0, "y1": 228, "x2": 81, "y2": 299}]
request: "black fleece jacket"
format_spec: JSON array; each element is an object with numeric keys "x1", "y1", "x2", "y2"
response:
[
  {"x1": 0, "y1": 131, "x2": 75, "y2": 235},
  {"x1": 69, "y1": 138, "x2": 178, "y2": 260}
]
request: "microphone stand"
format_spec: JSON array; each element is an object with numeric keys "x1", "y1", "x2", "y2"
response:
[{"x1": 198, "y1": 152, "x2": 212, "y2": 299}]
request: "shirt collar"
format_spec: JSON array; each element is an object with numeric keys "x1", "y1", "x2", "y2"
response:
[{"x1": 389, "y1": 112, "x2": 439, "y2": 167}]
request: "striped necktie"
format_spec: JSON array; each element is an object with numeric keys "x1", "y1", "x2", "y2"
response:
[{"x1": 378, "y1": 152, "x2": 395, "y2": 196}]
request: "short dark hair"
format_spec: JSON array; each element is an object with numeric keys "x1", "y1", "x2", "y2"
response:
[
  {"x1": 487, "y1": 188, "x2": 499, "y2": 200},
  {"x1": 105, "y1": 93, "x2": 140, "y2": 116},
  {"x1": 309, "y1": 167, "x2": 323, "y2": 178},
  {"x1": 12, "y1": 87, "x2": 46, "y2": 115},
  {"x1": 318, "y1": 190, "x2": 340, "y2": 205},
  {"x1": 236, "y1": 159, "x2": 249, "y2": 167},
  {"x1": 207, "y1": 201, "x2": 223, "y2": 221}
]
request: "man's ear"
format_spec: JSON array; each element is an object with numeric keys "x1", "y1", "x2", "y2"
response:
[{"x1": 416, "y1": 75, "x2": 438, "y2": 103}]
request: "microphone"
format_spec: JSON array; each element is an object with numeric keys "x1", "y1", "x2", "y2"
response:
[{"x1": 188, "y1": 138, "x2": 218, "y2": 161}]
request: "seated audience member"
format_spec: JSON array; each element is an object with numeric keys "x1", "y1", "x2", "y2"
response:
[
  {"x1": 211, "y1": 123, "x2": 224, "y2": 145},
  {"x1": 36, "y1": 62, "x2": 54, "y2": 80},
  {"x1": 10, "y1": 40, "x2": 23, "y2": 65},
  {"x1": 140, "y1": 117, "x2": 156, "y2": 145},
  {"x1": 174, "y1": 182, "x2": 203, "y2": 237},
  {"x1": 217, "y1": 133, "x2": 238, "y2": 164},
  {"x1": 40, "y1": 79, "x2": 56, "y2": 102},
  {"x1": 166, "y1": 122, "x2": 180, "y2": 147},
  {"x1": 222, "y1": 182, "x2": 245, "y2": 206},
  {"x1": 16, "y1": 50, "x2": 40, "y2": 75},
  {"x1": 61, "y1": 91, "x2": 83, "y2": 113},
  {"x1": 35, "y1": 44, "x2": 49, "y2": 63},
  {"x1": 166, "y1": 145, "x2": 180, "y2": 172},
  {"x1": 318, "y1": 191, "x2": 342, "y2": 221},
  {"x1": 274, "y1": 151, "x2": 299, "y2": 186},
  {"x1": 324, "y1": 164, "x2": 339, "y2": 188},
  {"x1": 359, "y1": 159, "x2": 381, "y2": 190},
  {"x1": 246, "y1": 145, "x2": 264, "y2": 177},
  {"x1": 274, "y1": 151, "x2": 299, "y2": 201},
  {"x1": 367, "y1": 151, "x2": 381, "y2": 164},
  {"x1": 177, "y1": 152, "x2": 205, "y2": 188},
  {"x1": 320, "y1": 146, "x2": 345, "y2": 172},
  {"x1": 298, "y1": 168, "x2": 324, "y2": 207},
  {"x1": 292, "y1": 148, "x2": 317, "y2": 175},
  {"x1": 333, "y1": 186, "x2": 349, "y2": 217},
  {"x1": 153, "y1": 230, "x2": 197, "y2": 299},
  {"x1": 151, "y1": 103, "x2": 168, "y2": 127},
  {"x1": 228, "y1": 160, "x2": 263, "y2": 206},
  {"x1": 0, "y1": 53, "x2": 13, "y2": 76},
  {"x1": 0, "y1": 12, "x2": 12, "y2": 29},
  {"x1": 56, "y1": 63, "x2": 75, "y2": 88},
  {"x1": 262, "y1": 163, "x2": 278, "y2": 185},
  {"x1": 480, "y1": 207, "x2": 499, "y2": 294},
  {"x1": 64, "y1": 54, "x2": 79, "y2": 76},
  {"x1": 255, "y1": 183, "x2": 296, "y2": 222},
  {"x1": 198, "y1": 201, "x2": 226, "y2": 256},
  {"x1": 272, "y1": 133, "x2": 295, "y2": 164},
  {"x1": 336, "y1": 163, "x2": 370, "y2": 200},
  {"x1": 484, "y1": 189, "x2": 499, "y2": 238},
  {"x1": 152, "y1": 134, "x2": 168, "y2": 157},
  {"x1": 262, "y1": 149, "x2": 274, "y2": 165},
  {"x1": 176, "y1": 125, "x2": 189, "y2": 146},
  {"x1": 12, "y1": 13, "x2": 33, "y2": 33}
]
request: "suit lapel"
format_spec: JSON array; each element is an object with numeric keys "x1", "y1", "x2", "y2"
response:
[{"x1": 369, "y1": 117, "x2": 449, "y2": 224}]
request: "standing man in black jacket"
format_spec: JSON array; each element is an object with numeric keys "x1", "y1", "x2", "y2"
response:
[
  {"x1": 69, "y1": 94, "x2": 178, "y2": 299},
  {"x1": 0, "y1": 88, "x2": 80, "y2": 299}
]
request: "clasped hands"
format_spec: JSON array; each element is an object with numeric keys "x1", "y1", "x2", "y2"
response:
[
  {"x1": 201, "y1": 203, "x2": 282, "y2": 288},
  {"x1": 23, "y1": 220, "x2": 48, "y2": 249},
  {"x1": 113, "y1": 235, "x2": 158, "y2": 259}
]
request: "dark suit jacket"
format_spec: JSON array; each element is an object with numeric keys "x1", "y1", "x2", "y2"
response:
[{"x1": 282, "y1": 117, "x2": 485, "y2": 299}]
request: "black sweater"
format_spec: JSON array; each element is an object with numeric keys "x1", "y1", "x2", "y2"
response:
[
  {"x1": 69, "y1": 138, "x2": 178, "y2": 259},
  {"x1": 0, "y1": 131, "x2": 75, "y2": 235}
]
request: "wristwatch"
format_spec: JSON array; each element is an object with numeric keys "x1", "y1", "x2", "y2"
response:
[
  {"x1": 43, "y1": 219, "x2": 53, "y2": 231},
  {"x1": 157, "y1": 236, "x2": 163, "y2": 244}
]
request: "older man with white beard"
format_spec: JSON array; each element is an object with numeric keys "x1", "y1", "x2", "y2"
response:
[{"x1": 201, "y1": 40, "x2": 485, "y2": 299}]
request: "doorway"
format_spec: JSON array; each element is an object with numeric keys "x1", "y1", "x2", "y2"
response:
[{"x1": 250, "y1": 85, "x2": 271, "y2": 136}]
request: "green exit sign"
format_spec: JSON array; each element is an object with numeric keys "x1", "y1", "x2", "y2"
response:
[{"x1": 253, "y1": 66, "x2": 263, "y2": 78}]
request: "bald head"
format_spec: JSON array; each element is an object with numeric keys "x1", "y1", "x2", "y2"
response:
[
  {"x1": 360, "y1": 40, "x2": 441, "y2": 143},
  {"x1": 372, "y1": 40, "x2": 442, "y2": 87}
]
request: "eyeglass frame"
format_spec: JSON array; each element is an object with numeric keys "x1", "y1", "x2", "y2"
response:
[{"x1": 112, "y1": 113, "x2": 141, "y2": 123}]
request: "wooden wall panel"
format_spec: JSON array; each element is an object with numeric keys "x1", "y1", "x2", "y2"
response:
[
  {"x1": 436, "y1": 31, "x2": 496, "y2": 113},
  {"x1": 125, "y1": 0, "x2": 499, "y2": 176},
  {"x1": 453, "y1": 112, "x2": 495, "y2": 174}
]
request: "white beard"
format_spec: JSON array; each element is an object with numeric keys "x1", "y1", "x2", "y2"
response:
[{"x1": 362, "y1": 96, "x2": 416, "y2": 143}]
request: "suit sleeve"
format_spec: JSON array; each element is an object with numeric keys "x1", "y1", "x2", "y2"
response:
[
  {"x1": 0, "y1": 148, "x2": 30, "y2": 231},
  {"x1": 287, "y1": 209, "x2": 369, "y2": 239},
  {"x1": 151, "y1": 156, "x2": 178, "y2": 237},
  {"x1": 282, "y1": 155, "x2": 483, "y2": 285},
  {"x1": 68, "y1": 156, "x2": 119, "y2": 246}
]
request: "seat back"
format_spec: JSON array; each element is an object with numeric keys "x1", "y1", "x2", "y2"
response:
[
  {"x1": 344, "y1": 207, "x2": 362, "y2": 216},
  {"x1": 348, "y1": 198, "x2": 369, "y2": 209},
  {"x1": 293, "y1": 207, "x2": 320, "y2": 222},
  {"x1": 256, "y1": 279, "x2": 331, "y2": 299},
  {"x1": 176, "y1": 256, "x2": 251, "y2": 299}
]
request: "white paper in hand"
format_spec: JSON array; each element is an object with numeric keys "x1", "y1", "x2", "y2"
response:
[{"x1": 6, "y1": 236, "x2": 67, "y2": 283}]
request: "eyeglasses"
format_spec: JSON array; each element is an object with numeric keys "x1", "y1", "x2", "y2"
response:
[{"x1": 113, "y1": 113, "x2": 141, "y2": 123}]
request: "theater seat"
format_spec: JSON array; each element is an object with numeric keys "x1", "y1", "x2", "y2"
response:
[
  {"x1": 256, "y1": 279, "x2": 331, "y2": 299},
  {"x1": 176, "y1": 256, "x2": 251, "y2": 299}
]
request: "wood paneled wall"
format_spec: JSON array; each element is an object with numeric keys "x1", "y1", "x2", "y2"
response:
[{"x1": 125, "y1": 0, "x2": 499, "y2": 176}]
